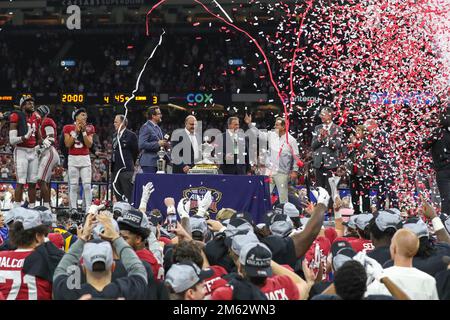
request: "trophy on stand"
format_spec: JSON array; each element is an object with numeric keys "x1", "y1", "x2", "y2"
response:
[
  {"x1": 188, "y1": 136, "x2": 219, "y2": 174},
  {"x1": 156, "y1": 147, "x2": 166, "y2": 174}
]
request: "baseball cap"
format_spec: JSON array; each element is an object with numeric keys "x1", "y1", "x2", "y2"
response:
[
  {"x1": 355, "y1": 213, "x2": 374, "y2": 231},
  {"x1": 92, "y1": 219, "x2": 120, "y2": 241},
  {"x1": 403, "y1": 217, "x2": 429, "y2": 239},
  {"x1": 4, "y1": 210, "x2": 16, "y2": 225},
  {"x1": 224, "y1": 218, "x2": 253, "y2": 239},
  {"x1": 33, "y1": 206, "x2": 55, "y2": 227},
  {"x1": 269, "y1": 214, "x2": 294, "y2": 238},
  {"x1": 36, "y1": 105, "x2": 50, "y2": 117},
  {"x1": 112, "y1": 201, "x2": 133, "y2": 219},
  {"x1": 117, "y1": 209, "x2": 149, "y2": 231},
  {"x1": 331, "y1": 240, "x2": 356, "y2": 271},
  {"x1": 190, "y1": 215, "x2": 208, "y2": 239},
  {"x1": 14, "y1": 208, "x2": 43, "y2": 230},
  {"x1": 384, "y1": 208, "x2": 401, "y2": 216},
  {"x1": 343, "y1": 215, "x2": 358, "y2": 229},
  {"x1": 165, "y1": 261, "x2": 214, "y2": 293},
  {"x1": 283, "y1": 202, "x2": 299, "y2": 218},
  {"x1": 273, "y1": 204, "x2": 284, "y2": 215},
  {"x1": 230, "y1": 231, "x2": 259, "y2": 256},
  {"x1": 374, "y1": 210, "x2": 402, "y2": 231},
  {"x1": 82, "y1": 240, "x2": 114, "y2": 272},
  {"x1": 231, "y1": 211, "x2": 254, "y2": 225},
  {"x1": 19, "y1": 96, "x2": 34, "y2": 107},
  {"x1": 239, "y1": 242, "x2": 273, "y2": 277}
]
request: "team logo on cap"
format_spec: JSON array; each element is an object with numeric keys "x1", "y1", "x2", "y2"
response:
[{"x1": 182, "y1": 187, "x2": 222, "y2": 213}]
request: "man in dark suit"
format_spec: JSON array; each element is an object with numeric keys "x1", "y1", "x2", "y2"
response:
[
  {"x1": 111, "y1": 115, "x2": 139, "y2": 203},
  {"x1": 171, "y1": 115, "x2": 201, "y2": 174},
  {"x1": 138, "y1": 106, "x2": 169, "y2": 173},
  {"x1": 218, "y1": 116, "x2": 249, "y2": 175},
  {"x1": 311, "y1": 107, "x2": 343, "y2": 196}
]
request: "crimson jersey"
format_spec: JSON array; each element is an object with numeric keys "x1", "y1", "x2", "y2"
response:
[
  {"x1": 260, "y1": 275, "x2": 299, "y2": 300},
  {"x1": 0, "y1": 250, "x2": 52, "y2": 300},
  {"x1": 9, "y1": 112, "x2": 41, "y2": 148},
  {"x1": 40, "y1": 117, "x2": 57, "y2": 140},
  {"x1": 203, "y1": 265, "x2": 228, "y2": 295},
  {"x1": 63, "y1": 124, "x2": 95, "y2": 156},
  {"x1": 211, "y1": 275, "x2": 299, "y2": 300},
  {"x1": 135, "y1": 249, "x2": 164, "y2": 282},
  {"x1": 333, "y1": 236, "x2": 358, "y2": 244},
  {"x1": 349, "y1": 238, "x2": 375, "y2": 253},
  {"x1": 304, "y1": 236, "x2": 331, "y2": 281}
]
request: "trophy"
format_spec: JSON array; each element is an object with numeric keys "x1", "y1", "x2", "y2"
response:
[
  {"x1": 156, "y1": 147, "x2": 166, "y2": 174},
  {"x1": 188, "y1": 136, "x2": 219, "y2": 174},
  {"x1": 156, "y1": 134, "x2": 170, "y2": 174}
]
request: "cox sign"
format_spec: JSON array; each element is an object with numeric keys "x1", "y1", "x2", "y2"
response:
[{"x1": 187, "y1": 93, "x2": 213, "y2": 103}]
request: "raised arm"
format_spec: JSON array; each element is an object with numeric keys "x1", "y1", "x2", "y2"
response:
[{"x1": 290, "y1": 187, "x2": 329, "y2": 257}]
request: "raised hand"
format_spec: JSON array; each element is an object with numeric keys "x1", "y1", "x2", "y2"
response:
[
  {"x1": 312, "y1": 187, "x2": 330, "y2": 208},
  {"x1": 197, "y1": 191, "x2": 213, "y2": 217},
  {"x1": 244, "y1": 113, "x2": 252, "y2": 125},
  {"x1": 177, "y1": 198, "x2": 191, "y2": 219}
]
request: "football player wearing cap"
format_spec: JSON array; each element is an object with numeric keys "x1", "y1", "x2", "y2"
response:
[
  {"x1": 9, "y1": 96, "x2": 41, "y2": 208},
  {"x1": 165, "y1": 261, "x2": 213, "y2": 300},
  {"x1": 63, "y1": 107, "x2": 95, "y2": 211},
  {"x1": 171, "y1": 240, "x2": 228, "y2": 299},
  {"x1": 53, "y1": 212, "x2": 148, "y2": 300},
  {"x1": 212, "y1": 241, "x2": 316, "y2": 300},
  {"x1": 0, "y1": 208, "x2": 53, "y2": 299},
  {"x1": 348, "y1": 213, "x2": 375, "y2": 253},
  {"x1": 117, "y1": 208, "x2": 164, "y2": 282},
  {"x1": 35, "y1": 105, "x2": 60, "y2": 210},
  {"x1": 367, "y1": 210, "x2": 403, "y2": 265}
]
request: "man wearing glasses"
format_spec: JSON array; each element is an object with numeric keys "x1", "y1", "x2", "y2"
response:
[{"x1": 138, "y1": 106, "x2": 169, "y2": 173}]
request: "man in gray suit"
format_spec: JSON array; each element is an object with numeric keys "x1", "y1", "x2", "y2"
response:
[
  {"x1": 311, "y1": 107, "x2": 343, "y2": 196},
  {"x1": 138, "y1": 106, "x2": 169, "y2": 173}
]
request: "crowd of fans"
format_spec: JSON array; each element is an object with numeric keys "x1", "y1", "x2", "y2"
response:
[
  {"x1": 0, "y1": 31, "x2": 273, "y2": 95},
  {"x1": 0, "y1": 183, "x2": 449, "y2": 300}
]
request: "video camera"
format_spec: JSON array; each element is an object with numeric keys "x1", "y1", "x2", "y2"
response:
[{"x1": 0, "y1": 111, "x2": 11, "y2": 121}]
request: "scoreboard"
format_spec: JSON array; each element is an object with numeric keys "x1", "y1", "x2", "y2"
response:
[{"x1": 0, "y1": 93, "x2": 159, "y2": 106}]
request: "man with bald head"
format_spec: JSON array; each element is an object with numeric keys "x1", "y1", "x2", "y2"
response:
[
  {"x1": 365, "y1": 229, "x2": 438, "y2": 299},
  {"x1": 171, "y1": 115, "x2": 201, "y2": 174}
]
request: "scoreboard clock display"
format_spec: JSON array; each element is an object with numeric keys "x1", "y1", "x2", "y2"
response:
[
  {"x1": 61, "y1": 93, "x2": 85, "y2": 103},
  {"x1": 0, "y1": 93, "x2": 160, "y2": 106}
]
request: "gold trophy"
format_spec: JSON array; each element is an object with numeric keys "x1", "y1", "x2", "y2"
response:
[{"x1": 189, "y1": 136, "x2": 219, "y2": 174}]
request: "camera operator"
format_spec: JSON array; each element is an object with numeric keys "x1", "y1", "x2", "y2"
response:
[{"x1": 423, "y1": 107, "x2": 450, "y2": 215}]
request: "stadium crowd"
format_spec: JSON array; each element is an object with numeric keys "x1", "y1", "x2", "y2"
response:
[
  {"x1": 0, "y1": 95, "x2": 449, "y2": 300},
  {"x1": 0, "y1": 23, "x2": 449, "y2": 302}
]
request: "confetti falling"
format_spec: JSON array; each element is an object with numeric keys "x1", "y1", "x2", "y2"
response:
[{"x1": 144, "y1": 0, "x2": 450, "y2": 211}]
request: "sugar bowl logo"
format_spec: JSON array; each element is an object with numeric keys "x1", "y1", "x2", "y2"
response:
[{"x1": 182, "y1": 187, "x2": 222, "y2": 214}]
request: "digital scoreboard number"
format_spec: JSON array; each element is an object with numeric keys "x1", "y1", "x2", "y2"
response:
[
  {"x1": 104, "y1": 94, "x2": 158, "y2": 105},
  {"x1": 61, "y1": 93, "x2": 85, "y2": 103}
]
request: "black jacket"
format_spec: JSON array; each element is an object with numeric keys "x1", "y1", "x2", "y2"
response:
[
  {"x1": 23, "y1": 241, "x2": 65, "y2": 283},
  {"x1": 112, "y1": 129, "x2": 139, "y2": 172},
  {"x1": 423, "y1": 127, "x2": 450, "y2": 171},
  {"x1": 170, "y1": 129, "x2": 200, "y2": 173},
  {"x1": 218, "y1": 131, "x2": 250, "y2": 175}
]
